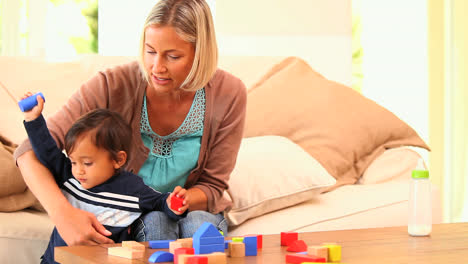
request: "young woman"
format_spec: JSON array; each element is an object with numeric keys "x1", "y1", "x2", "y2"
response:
[{"x1": 15, "y1": 0, "x2": 246, "y2": 245}]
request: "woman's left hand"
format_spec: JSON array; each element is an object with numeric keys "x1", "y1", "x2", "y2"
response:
[{"x1": 168, "y1": 186, "x2": 189, "y2": 215}]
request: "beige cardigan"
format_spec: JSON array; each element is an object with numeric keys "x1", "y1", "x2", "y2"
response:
[{"x1": 15, "y1": 61, "x2": 247, "y2": 214}]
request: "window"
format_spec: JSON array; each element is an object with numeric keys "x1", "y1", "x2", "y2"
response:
[{"x1": 0, "y1": 0, "x2": 97, "y2": 59}]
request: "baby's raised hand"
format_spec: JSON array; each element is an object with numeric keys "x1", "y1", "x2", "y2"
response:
[
  {"x1": 21, "y1": 92, "x2": 44, "y2": 122},
  {"x1": 167, "y1": 186, "x2": 188, "y2": 215}
]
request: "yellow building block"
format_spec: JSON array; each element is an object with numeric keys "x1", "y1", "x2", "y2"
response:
[{"x1": 322, "y1": 243, "x2": 342, "y2": 262}]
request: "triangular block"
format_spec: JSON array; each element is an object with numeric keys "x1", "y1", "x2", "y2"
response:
[{"x1": 287, "y1": 240, "x2": 308, "y2": 252}]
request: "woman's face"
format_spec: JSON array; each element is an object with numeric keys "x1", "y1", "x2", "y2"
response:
[{"x1": 143, "y1": 25, "x2": 195, "y2": 93}]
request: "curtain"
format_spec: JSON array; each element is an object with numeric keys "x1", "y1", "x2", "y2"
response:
[{"x1": 429, "y1": 0, "x2": 468, "y2": 222}]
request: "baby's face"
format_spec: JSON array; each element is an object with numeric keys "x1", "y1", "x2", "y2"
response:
[{"x1": 68, "y1": 135, "x2": 118, "y2": 189}]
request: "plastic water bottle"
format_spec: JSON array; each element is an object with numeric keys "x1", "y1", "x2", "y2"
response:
[{"x1": 408, "y1": 158, "x2": 432, "y2": 236}]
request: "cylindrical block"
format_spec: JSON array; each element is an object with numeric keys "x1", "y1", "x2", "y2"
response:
[{"x1": 18, "y1": 92, "x2": 45, "y2": 112}]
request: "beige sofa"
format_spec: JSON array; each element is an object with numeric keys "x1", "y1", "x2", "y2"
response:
[{"x1": 0, "y1": 55, "x2": 442, "y2": 264}]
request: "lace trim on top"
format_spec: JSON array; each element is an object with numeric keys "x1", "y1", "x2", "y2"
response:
[{"x1": 140, "y1": 88, "x2": 205, "y2": 157}]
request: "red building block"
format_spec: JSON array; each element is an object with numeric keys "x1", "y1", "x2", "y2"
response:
[
  {"x1": 281, "y1": 232, "x2": 298, "y2": 246},
  {"x1": 171, "y1": 195, "x2": 184, "y2": 211},
  {"x1": 287, "y1": 240, "x2": 308, "y2": 252},
  {"x1": 285, "y1": 253, "x2": 326, "y2": 263},
  {"x1": 186, "y1": 255, "x2": 209, "y2": 264},
  {"x1": 174, "y1": 247, "x2": 194, "y2": 264}
]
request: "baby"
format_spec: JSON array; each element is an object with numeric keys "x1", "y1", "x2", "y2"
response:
[{"x1": 20, "y1": 92, "x2": 188, "y2": 264}]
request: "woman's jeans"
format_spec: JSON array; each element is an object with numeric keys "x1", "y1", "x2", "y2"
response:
[{"x1": 132, "y1": 210, "x2": 228, "y2": 241}]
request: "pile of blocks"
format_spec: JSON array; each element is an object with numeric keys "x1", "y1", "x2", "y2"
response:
[
  {"x1": 281, "y1": 231, "x2": 343, "y2": 263},
  {"x1": 107, "y1": 223, "x2": 344, "y2": 263},
  {"x1": 108, "y1": 222, "x2": 260, "y2": 263}
]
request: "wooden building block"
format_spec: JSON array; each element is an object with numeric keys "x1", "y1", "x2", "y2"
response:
[
  {"x1": 177, "y1": 238, "x2": 194, "y2": 248},
  {"x1": 307, "y1": 246, "x2": 329, "y2": 261},
  {"x1": 285, "y1": 253, "x2": 326, "y2": 263},
  {"x1": 287, "y1": 240, "x2": 307, "y2": 252},
  {"x1": 301, "y1": 263, "x2": 347, "y2": 264},
  {"x1": 181, "y1": 252, "x2": 226, "y2": 264},
  {"x1": 193, "y1": 222, "x2": 224, "y2": 254},
  {"x1": 177, "y1": 254, "x2": 192, "y2": 264},
  {"x1": 174, "y1": 248, "x2": 194, "y2": 264},
  {"x1": 186, "y1": 255, "x2": 209, "y2": 264},
  {"x1": 224, "y1": 240, "x2": 231, "y2": 249},
  {"x1": 245, "y1": 234, "x2": 263, "y2": 249},
  {"x1": 122, "y1": 240, "x2": 145, "y2": 251},
  {"x1": 108, "y1": 247, "x2": 144, "y2": 259},
  {"x1": 232, "y1": 237, "x2": 244, "y2": 243},
  {"x1": 199, "y1": 236, "x2": 224, "y2": 245},
  {"x1": 170, "y1": 241, "x2": 184, "y2": 253},
  {"x1": 197, "y1": 243, "x2": 225, "y2": 254},
  {"x1": 228, "y1": 242, "x2": 245, "y2": 257},
  {"x1": 243, "y1": 236, "x2": 258, "y2": 256},
  {"x1": 281, "y1": 232, "x2": 298, "y2": 246},
  {"x1": 255, "y1": 235, "x2": 263, "y2": 249},
  {"x1": 149, "y1": 239, "x2": 175, "y2": 249},
  {"x1": 171, "y1": 195, "x2": 184, "y2": 211},
  {"x1": 148, "y1": 251, "x2": 173, "y2": 263},
  {"x1": 322, "y1": 244, "x2": 341, "y2": 262},
  {"x1": 206, "y1": 252, "x2": 227, "y2": 264}
]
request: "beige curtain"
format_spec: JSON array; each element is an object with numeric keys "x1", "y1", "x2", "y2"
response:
[{"x1": 428, "y1": 0, "x2": 468, "y2": 222}]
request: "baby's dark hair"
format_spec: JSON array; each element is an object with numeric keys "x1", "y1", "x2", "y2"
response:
[{"x1": 64, "y1": 109, "x2": 132, "y2": 164}]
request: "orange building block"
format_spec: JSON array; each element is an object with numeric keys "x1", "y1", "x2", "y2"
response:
[
  {"x1": 228, "y1": 242, "x2": 245, "y2": 257},
  {"x1": 122, "y1": 240, "x2": 145, "y2": 251},
  {"x1": 177, "y1": 238, "x2": 194, "y2": 248},
  {"x1": 170, "y1": 241, "x2": 184, "y2": 253},
  {"x1": 108, "y1": 247, "x2": 144, "y2": 259},
  {"x1": 307, "y1": 246, "x2": 328, "y2": 261}
]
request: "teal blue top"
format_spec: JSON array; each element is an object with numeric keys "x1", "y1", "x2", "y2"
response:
[{"x1": 138, "y1": 88, "x2": 205, "y2": 193}]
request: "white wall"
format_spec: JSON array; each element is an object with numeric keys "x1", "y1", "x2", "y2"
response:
[
  {"x1": 359, "y1": 0, "x2": 429, "y2": 146},
  {"x1": 98, "y1": 0, "x2": 351, "y2": 86},
  {"x1": 98, "y1": 0, "x2": 215, "y2": 56},
  {"x1": 98, "y1": 0, "x2": 157, "y2": 56}
]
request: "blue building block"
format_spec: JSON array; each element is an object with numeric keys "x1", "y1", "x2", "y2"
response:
[
  {"x1": 193, "y1": 222, "x2": 224, "y2": 254},
  {"x1": 193, "y1": 222, "x2": 222, "y2": 239},
  {"x1": 148, "y1": 251, "x2": 173, "y2": 263},
  {"x1": 199, "y1": 236, "x2": 225, "y2": 245},
  {"x1": 224, "y1": 240, "x2": 232, "y2": 249},
  {"x1": 196, "y1": 243, "x2": 225, "y2": 254},
  {"x1": 244, "y1": 236, "x2": 258, "y2": 256},
  {"x1": 149, "y1": 240, "x2": 176, "y2": 249}
]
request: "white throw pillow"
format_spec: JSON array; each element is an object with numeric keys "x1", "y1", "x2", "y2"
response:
[
  {"x1": 225, "y1": 136, "x2": 336, "y2": 226},
  {"x1": 359, "y1": 147, "x2": 428, "y2": 184}
]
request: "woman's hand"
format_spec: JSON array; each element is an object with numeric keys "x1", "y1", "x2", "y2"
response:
[
  {"x1": 53, "y1": 204, "x2": 114, "y2": 245},
  {"x1": 167, "y1": 186, "x2": 189, "y2": 215},
  {"x1": 184, "y1": 187, "x2": 208, "y2": 211}
]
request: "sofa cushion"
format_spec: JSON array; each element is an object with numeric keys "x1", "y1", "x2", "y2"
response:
[
  {"x1": 243, "y1": 57, "x2": 429, "y2": 189},
  {"x1": 359, "y1": 147, "x2": 427, "y2": 184},
  {"x1": 0, "y1": 55, "x2": 136, "y2": 145},
  {"x1": 0, "y1": 134, "x2": 42, "y2": 212},
  {"x1": 225, "y1": 136, "x2": 336, "y2": 226}
]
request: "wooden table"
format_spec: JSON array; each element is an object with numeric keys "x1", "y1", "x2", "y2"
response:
[{"x1": 55, "y1": 223, "x2": 468, "y2": 263}]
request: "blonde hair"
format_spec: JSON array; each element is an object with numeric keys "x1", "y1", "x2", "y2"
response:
[{"x1": 138, "y1": 0, "x2": 218, "y2": 91}]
